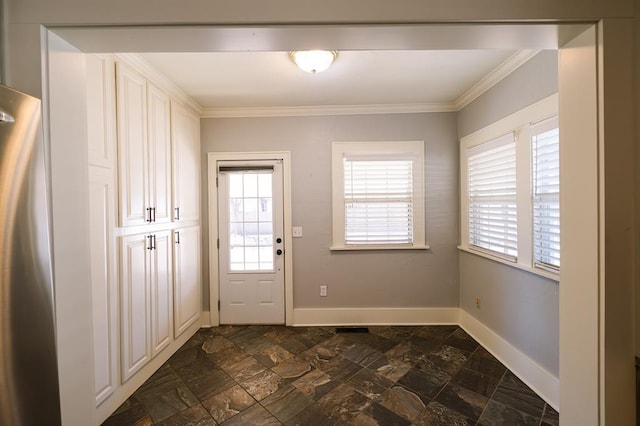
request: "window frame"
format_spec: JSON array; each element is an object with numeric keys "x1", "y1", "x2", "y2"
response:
[
  {"x1": 459, "y1": 94, "x2": 559, "y2": 280},
  {"x1": 331, "y1": 141, "x2": 428, "y2": 251}
]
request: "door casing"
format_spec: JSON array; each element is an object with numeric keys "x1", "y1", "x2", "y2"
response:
[{"x1": 208, "y1": 151, "x2": 293, "y2": 326}]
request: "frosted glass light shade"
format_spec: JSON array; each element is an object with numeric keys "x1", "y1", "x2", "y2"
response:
[{"x1": 289, "y1": 50, "x2": 337, "y2": 73}]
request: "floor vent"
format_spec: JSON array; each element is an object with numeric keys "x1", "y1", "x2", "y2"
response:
[{"x1": 336, "y1": 327, "x2": 369, "y2": 334}]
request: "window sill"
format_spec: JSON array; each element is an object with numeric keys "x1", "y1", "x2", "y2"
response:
[
  {"x1": 330, "y1": 244, "x2": 430, "y2": 251},
  {"x1": 457, "y1": 245, "x2": 559, "y2": 282}
]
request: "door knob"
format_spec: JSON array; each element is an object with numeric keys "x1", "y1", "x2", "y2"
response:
[{"x1": 276, "y1": 249, "x2": 283, "y2": 255}]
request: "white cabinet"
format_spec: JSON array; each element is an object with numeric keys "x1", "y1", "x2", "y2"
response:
[
  {"x1": 87, "y1": 54, "x2": 119, "y2": 406},
  {"x1": 151, "y1": 231, "x2": 173, "y2": 356},
  {"x1": 116, "y1": 62, "x2": 171, "y2": 227},
  {"x1": 120, "y1": 230, "x2": 173, "y2": 382},
  {"x1": 87, "y1": 55, "x2": 116, "y2": 169},
  {"x1": 171, "y1": 101, "x2": 200, "y2": 222},
  {"x1": 173, "y1": 226, "x2": 202, "y2": 336},
  {"x1": 147, "y1": 84, "x2": 172, "y2": 225},
  {"x1": 88, "y1": 169, "x2": 118, "y2": 405}
]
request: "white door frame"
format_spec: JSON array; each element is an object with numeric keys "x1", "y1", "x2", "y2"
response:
[{"x1": 208, "y1": 151, "x2": 293, "y2": 326}]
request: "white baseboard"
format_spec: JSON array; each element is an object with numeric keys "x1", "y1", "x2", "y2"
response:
[
  {"x1": 459, "y1": 309, "x2": 559, "y2": 411},
  {"x1": 292, "y1": 307, "x2": 459, "y2": 326},
  {"x1": 201, "y1": 310, "x2": 212, "y2": 327}
]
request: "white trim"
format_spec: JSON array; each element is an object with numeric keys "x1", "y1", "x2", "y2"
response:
[
  {"x1": 201, "y1": 102, "x2": 457, "y2": 118},
  {"x1": 200, "y1": 310, "x2": 212, "y2": 327},
  {"x1": 330, "y1": 244, "x2": 430, "y2": 251},
  {"x1": 331, "y1": 141, "x2": 426, "y2": 250},
  {"x1": 115, "y1": 53, "x2": 202, "y2": 115},
  {"x1": 454, "y1": 50, "x2": 541, "y2": 110},
  {"x1": 207, "y1": 151, "x2": 294, "y2": 326},
  {"x1": 293, "y1": 307, "x2": 459, "y2": 326},
  {"x1": 458, "y1": 246, "x2": 559, "y2": 282},
  {"x1": 459, "y1": 309, "x2": 559, "y2": 411},
  {"x1": 459, "y1": 94, "x2": 559, "y2": 274}
]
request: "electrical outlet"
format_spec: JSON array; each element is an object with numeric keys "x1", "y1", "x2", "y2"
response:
[
  {"x1": 320, "y1": 285, "x2": 328, "y2": 297},
  {"x1": 475, "y1": 297, "x2": 481, "y2": 309}
]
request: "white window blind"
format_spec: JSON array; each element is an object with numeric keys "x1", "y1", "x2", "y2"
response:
[
  {"x1": 467, "y1": 133, "x2": 518, "y2": 260},
  {"x1": 532, "y1": 116, "x2": 560, "y2": 271},
  {"x1": 343, "y1": 155, "x2": 414, "y2": 245}
]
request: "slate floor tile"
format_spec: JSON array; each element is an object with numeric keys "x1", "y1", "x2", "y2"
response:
[
  {"x1": 491, "y1": 371, "x2": 546, "y2": 418},
  {"x1": 261, "y1": 384, "x2": 315, "y2": 423},
  {"x1": 141, "y1": 385, "x2": 199, "y2": 423},
  {"x1": 155, "y1": 404, "x2": 215, "y2": 426},
  {"x1": 102, "y1": 404, "x2": 152, "y2": 426},
  {"x1": 397, "y1": 367, "x2": 448, "y2": 400},
  {"x1": 413, "y1": 401, "x2": 473, "y2": 426},
  {"x1": 451, "y1": 367, "x2": 500, "y2": 398},
  {"x1": 541, "y1": 404, "x2": 560, "y2": 426},
  {"x1": 346, "y1": 367, "x2": 394, "y2": 401},
  {"x1": 220, "y1": 403, "x2": 280, "y2": 425},
  {"x1": 368, "y1": 355, "x2": 412, "y2": 382},
  {"x1": 379, "y1": 385, "x2": 426, "y2": 422},
  {"x1": 285, "y1": 403, "x2": 333, "y2": 426},
  {"x1": 444, "y1": 329, "x2": 480, "y2": 353},
  {"x1": 221, "y1": 356, "x2": 266, "y2": 382},
  {"x1": 317, "y1": 383, "x2": 372, "y2": 423},
  {"x1": 477, "y1": 400, "x2": 540, "y2": 426},
  {"x1": 103, "y1": 326, "x2": 557, "y2": 426},
  {"x1": 239, "y1": 369, "x2": 287, "y2": 401},
  {"x1": 465, "y1": 346, "x2": 507, "y2": 379},
  {"x1": 434, "y1": 383, "x2": 489, "y2": 421},
  {"x1": 292, "y1": 369, "x2": 339, "y2": 400},
  {"x1": 186, "y1": 369, "x2": 235, "y2": 401},
  {"x1": 201, "y1": 384, "x2": 255, "y2": 423}
]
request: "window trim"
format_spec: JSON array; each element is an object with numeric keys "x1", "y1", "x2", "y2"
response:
[
  {"x1": 331, "y1": 141, "x2": 428, "y2": 251},
  {"x1": 459, "y1": 93, "x2": 559, "y2": 280}
]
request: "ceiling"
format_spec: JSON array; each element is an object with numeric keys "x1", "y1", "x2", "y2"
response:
[{"x1": 138, "y1": 49, "x2": 539, "y2": 116}]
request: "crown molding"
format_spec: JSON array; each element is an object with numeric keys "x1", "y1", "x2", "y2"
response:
[
  {"x1": 201, "y1": 102, "x2": 458, "y2": 118},
  {"x1": 114, "y1": 53, "x2": 203, "y2": 114},
  {"x1": 454, "y1": 49, "x2": 541, "y2": 110}
]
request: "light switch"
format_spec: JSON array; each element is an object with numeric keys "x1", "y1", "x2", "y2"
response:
[{"x1": 292, "y1": 227, "x2": 303, "y2": 237}]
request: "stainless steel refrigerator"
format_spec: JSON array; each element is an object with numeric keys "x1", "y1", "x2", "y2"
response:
[{"x1": 0, "y1": 84, "x2": 61, "y2": 425}]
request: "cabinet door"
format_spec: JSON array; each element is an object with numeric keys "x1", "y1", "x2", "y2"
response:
[
  {"x1": 171, "y1": 101, "x2": 200, "y2": 222},
  {"x1": 173, "y1": 226, "x2": 201, "y2": 336},
  {"x1": 150, "y1": 230, "x2": 173, "y2": 356},
  {"x1": 88, "y1": 169, "x2": 118, "y2": 404},
  {"x1": 116, "y1": 62, "x2": 149, "y2": 227},
  {"x1": 86, "y1": 55, "x2": 116, "y2": 169},
  {"x1": 147, "y1": 83, "x2": 172, "y2": 225},
  {"x1": 120, "y1": 233, "x2": 151, "y2": 382}
]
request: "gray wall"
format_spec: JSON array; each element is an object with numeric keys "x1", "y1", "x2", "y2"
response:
[
  {"x1": 457, "y1": 50, "x2": 560, "y2": 376},
  {"x1": 201, "y1": 113, "x2": 459, "y2": 310}
]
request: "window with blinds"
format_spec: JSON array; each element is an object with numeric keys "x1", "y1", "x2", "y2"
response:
[
  {"x1": 467, "y1": 133, "x2": 518, "y2": 260},
  {"x1": 331, "y1": 141, "x2": 426, "y2": 250},
  {"x1": 532, "y1": 116, "x2": 560, "y2": 271},
  {"x1": 343, "y1": 156, "x2": 414, "y2": 245}
]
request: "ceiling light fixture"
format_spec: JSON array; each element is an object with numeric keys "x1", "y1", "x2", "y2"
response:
[{"x1": 289, "y1": 50, "x2": 337, "y2": 74}]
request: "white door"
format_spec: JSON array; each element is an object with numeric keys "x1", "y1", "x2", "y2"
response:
[
  {"x1": 150, "y1": 230, "x2": 173, "y2": 356},
  {"x1": 218, "y1": 161, "x2": 285, "y2": 324},
  {"x1": 173, "y1": 226, "x2": 202, "y2": 336},
  {"x1": 147, "y1": 83, "x2": 172, "y2": 225},
  {"x1": 120, "y1": 233, "x2": 151, "y2": 382}
]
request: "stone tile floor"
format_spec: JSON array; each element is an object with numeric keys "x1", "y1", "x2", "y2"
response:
[{"x1": 103, "y1": 325, "x2": 559, "y2": 425}]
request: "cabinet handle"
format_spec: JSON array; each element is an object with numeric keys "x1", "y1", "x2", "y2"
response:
[
  {"x1": 147, "y1": 235, "x2": 152, "y2": 250},
  {"x1": 152, "y1": 207, "x2": 156, "y2": 222},
  {"x1": 152, "y1": 234, "x2": 157, "y2": 250},
  {"x1": 175, "y1": 207, "x2": 180, "y2": 221},
  {"x1": 146, "y1": 207, "x2": 151, "y2": 223},
  {"x1": 175, "y1": 231, "x2": 180, "y2": 244}
]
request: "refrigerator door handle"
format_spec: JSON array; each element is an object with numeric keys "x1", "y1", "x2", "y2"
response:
[{"x1": 0, "y1": 110, "x2": 15, "y2": 123}]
